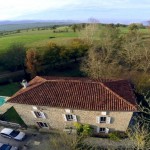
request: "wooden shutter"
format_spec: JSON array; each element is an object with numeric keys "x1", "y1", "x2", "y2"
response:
[
  {"x1": 96, "y1": 116, "x2": 100, "y2": 123},
  {"x1": 106, "y1": 117, "x2": 111, "y2": 124},
  {"x1": 96, "y1": 127, "x2": 100, "y2": 133},
  {"x1": 31, "y1": 111, "x2": 37, "y2": 118},
  {"x1": 73, "y1": 115, "x2": 77, "y2": 122},
  {"x1": 105, "y1": 128, "x2": 109, "y2": 133},
  {"x1": 63, "y1": 114, "x2": 67, "y2": 121},
  {"x1": 40, "y1": 112, "x2": 46, "y2": 119}
]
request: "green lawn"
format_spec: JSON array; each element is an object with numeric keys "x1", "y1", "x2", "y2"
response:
[
  {"x1": 0, "y1": 106, "x2": 27, "y2": 127},
  {"x1": 0, "y1": 82, "x2": 21, "y2": 96},
  {"x1": 0, "y1": 29, "x2": 78, "y2": 52}
]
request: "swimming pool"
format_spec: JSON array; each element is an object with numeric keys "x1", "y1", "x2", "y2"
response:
[{"x1": 0, "y1": 96, "x2": 6, "y2": 106}]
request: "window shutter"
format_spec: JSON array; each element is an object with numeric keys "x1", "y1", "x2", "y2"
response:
[
  {"x1": 96, "y1": 116, "x2": 100, "y2": 123},
  {"x1": 40, "y1": 112, "x2": 46, "y2": 119},
  {"x1": 106, "y1": 117, "x2": 111, "y2": 124},
  {"x1": 105, "y1": 128, "x2": 109, "y2": 133},
  {"x1": 73, "y1": 115, "x2": 77, "y2": 122},
  {"x1": 63, "y1": 114, "x2": 67, "y2": 121},
  {"x1": 31, "y1": 111, "x2": 37, "y2": 118},
  {"x1": 96, "y1": 127, "x2": 100, "y2": 133}
]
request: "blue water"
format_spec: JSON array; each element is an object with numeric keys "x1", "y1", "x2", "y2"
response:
[{"x1": 0, "y1": 96, "x2": 6, "y2": 106}]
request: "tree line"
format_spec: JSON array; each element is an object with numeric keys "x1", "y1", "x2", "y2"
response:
[
  {"x1": 0, "y1": 39, "x2": 88, "y2": 77},
  {"x1": 0, "y1": 23, "x2": 150, "y2": 92}
]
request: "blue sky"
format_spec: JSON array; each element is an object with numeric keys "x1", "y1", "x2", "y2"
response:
[{"x1": 0, "y1": 0, "x2": 150, "y2": 23}]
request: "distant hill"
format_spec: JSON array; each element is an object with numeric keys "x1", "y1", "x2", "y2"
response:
[{"x1": 0, "y1": 20, "x2": 79, "y2": 31}]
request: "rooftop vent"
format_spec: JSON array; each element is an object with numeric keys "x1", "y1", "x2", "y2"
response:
[{"x1": 21, "y1": 79, "x2": 28, "y2": 89}]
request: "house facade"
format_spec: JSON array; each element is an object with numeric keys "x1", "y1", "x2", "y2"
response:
[{"x1": 1, "y1": 76, "x2": 137, "y2": 134}]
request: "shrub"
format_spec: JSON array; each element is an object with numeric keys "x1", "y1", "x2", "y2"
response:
[
  {"x1": 74, "y1": 122, "x2": 93, "y2": 137},
  {"x1": 74, "y1": 122, "x2": 83, "y2": 134},
  {"x1": 109, "y1": 132, "x2": 121, "y2": 141},
  {"x1": 108, "y1": 131, "x2": 127, "y2": 141}
]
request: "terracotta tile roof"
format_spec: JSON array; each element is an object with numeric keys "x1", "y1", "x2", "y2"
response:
[{"x1": 8, "y1": 76, "x2": 137, "y2": 111}]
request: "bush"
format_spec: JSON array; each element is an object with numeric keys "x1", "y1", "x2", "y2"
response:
[
  {"x1": 74, "y1": 122, "x2": 93, "y2": 136},
  {"x1": 108, "y1": 131, "x2": 127, "y2": 141},
  {"x1": 109, "y1": 132, "x2": 120, "y2": 141}
]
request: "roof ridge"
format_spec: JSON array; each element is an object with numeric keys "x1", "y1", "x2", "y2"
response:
[
  {"x1": 41, "y1": 76, "x2": 115, "y2": 82},
  {"x1": 46, "y1": 80, "x2": 102, "y2": 83},
  {"x1": 99, "y1": 82, "x2": 137, "y2": 110}
]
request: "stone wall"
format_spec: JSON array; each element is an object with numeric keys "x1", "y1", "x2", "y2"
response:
[{"x1": 0, "y1": 103, "x2": 133, "y2": 133}]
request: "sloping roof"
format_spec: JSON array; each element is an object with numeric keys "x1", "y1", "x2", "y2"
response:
[{"x1": 8, "y1": 76, "x2": 137, "y2": 111}]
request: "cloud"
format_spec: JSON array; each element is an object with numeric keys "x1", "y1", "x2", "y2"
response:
[
  {"x1": 0, "y1": 0, "x2": 79, "y2": 20},
  {"x1": 0, "y1": 0, "x2": 150, "y2": 20}
]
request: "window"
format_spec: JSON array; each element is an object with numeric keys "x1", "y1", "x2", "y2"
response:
[
  {"x1": 96, "y1": 116, "x2": 111, "y2": 124},
  {"x1": 31, "y1": 111, "x2": 46, "y2": 119},
  {"x1": 100, "y1": 117, "x2": 106, "y2": 123},
  {"x1": 63, "y1": 114, "x2": 77, "y2": 122},
  {"x1": 37, "y1": 122, "x2": 49, "y2": 128},
  {"x1": 97, "y1": 127, "x2": 109, "y2": 133},
  {"x1": 66, "y1": 114, "x2": 73, "y2": 121},
  {"x1": 99, "y1": 128, "x2": 106, "y2": 133}
]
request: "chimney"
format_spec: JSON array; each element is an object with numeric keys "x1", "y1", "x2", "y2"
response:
[{"x1": 21, "y1": 80, "x2": 28, "y2": 89}]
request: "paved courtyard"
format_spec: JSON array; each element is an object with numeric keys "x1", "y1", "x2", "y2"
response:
[{"x1": 0, "y1": 126, "x2": 51, "y2": 150}]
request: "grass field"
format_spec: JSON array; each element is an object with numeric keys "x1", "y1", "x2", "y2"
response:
[
  {"x1": 0, "y1": 106, "x2": 27, "y2": 127},
  {"x1": 0, "y1": 28, "x2": 78, "y2": 52},
  {"x1": 0, "y1": 26, "x2": 149, "y2": 53}
]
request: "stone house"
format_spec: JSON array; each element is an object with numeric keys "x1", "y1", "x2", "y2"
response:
[{"x1": 1, "y1": 76, "x2": 137, "y2": 134}]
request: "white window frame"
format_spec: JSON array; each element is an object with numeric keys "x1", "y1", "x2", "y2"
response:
[
  {"x1": 31, "y1": 111, "x2": 46, "y2": 119},
  {"x1": 99, "y1": 127, "x2": 106, "y2": 133},
  {"x1": 63, "y1": 114, "x2": 77, "y2": 122},
  {"x1": 96, "y1": 116, "x2": 111, "y2": 124},
  {"x1": 100, "y1": 116, "x2": 107, "y2": 123},
  {"x1": 37, "y1": 122, "x2": 49, "y2": 128},
  {"x1": 97, "y1": 127, "x2": 109, "y2": 134}
]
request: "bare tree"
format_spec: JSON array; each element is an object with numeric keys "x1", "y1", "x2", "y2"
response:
[
  {"x1": 126, "y1": 91, "x2": 150, "y2": 150},
  {"x1": 127, "y1": 121, "x2": 150, "y2": 150},
  {"x1": 81, "y1": 46, "x2": 121, "y2": 78},
  {"x1": 120, "y1": 31, "x2": 142, "y2": 70},
  {"x1": 79, "y1": 18, "x2": 99, "y2": 46},
  {"x1": 137, "y1": 45, "x2": 150, "y2": 72},
  {"x1": 138, "y1": 92, "x2": 150, "y2": 122}
]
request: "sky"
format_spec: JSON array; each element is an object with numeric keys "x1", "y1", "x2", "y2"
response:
[{"x1": 0, "y1": 0, "x2": 150, "y2": 23}]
